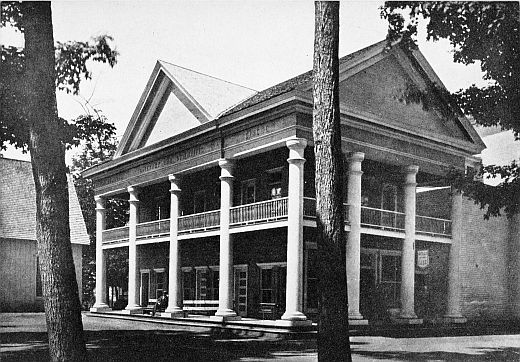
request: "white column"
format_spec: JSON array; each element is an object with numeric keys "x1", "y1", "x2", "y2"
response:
[
  {"x1": 213, "y1": 159, "x2": 240, "y2": 321},
  {"x1": 346, "y1": 152, "x2": 367, "y2": 324},
  {"x1": 444, "y1": 188, "x2": 467, "y2": 323},
  {"x1": 398, "y1": 165, "x2": 421, "y2": 323},
  {"x1": 163, "y1": 175, "x2": 184, "y2": 318},
  {"x1": 280, "y1": 137, "x2": 309, "y2": 324},
  {"x1": 90, "y1": 196, "x2": 110, "y2": 312},
  {"x1": 125, "y1": 186, "x2": 142, "y2": 313}
]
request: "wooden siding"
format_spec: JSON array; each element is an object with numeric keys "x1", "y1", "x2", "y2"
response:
[{"x1": 0, "y1": 238, "x2": 83, "y2": 312}]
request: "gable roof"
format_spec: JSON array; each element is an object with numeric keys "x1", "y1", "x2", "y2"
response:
[
  {"x1": 0, "y1": 158, "x2": 89, "y2": 245},
  {"x1": 115, "y1": 61, "x2": 257, "y2": 157},
  {"x1": 219, "y1": 40, "x2": 388, "y2": 117}
]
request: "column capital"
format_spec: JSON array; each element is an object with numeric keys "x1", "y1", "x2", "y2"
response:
[
  {"x1": 168, "y1": 174, "x2": 181, "y2": 194},
  {"x1": 219, "y1": 158, "x2": 235, "y2": 180},
  {"x1": 95, "y1": 196, "x2": 106, "y2": 210},
  {"x1": 127, "y1": 186, "x2": 139, "y2": 203},
  {"x1": 286, "y1": 138, "x2": 307, "y2": 161},
  {"x1": 404, "y1": 165, "x2": 419, "y2": 184},
  {"x1": 347, "y1": 152, "x2": 365, "y2": 174}
]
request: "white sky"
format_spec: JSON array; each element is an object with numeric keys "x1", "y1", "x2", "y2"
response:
[{"x1": 2, "y1": 1, "x2": 488, "y2": 162}]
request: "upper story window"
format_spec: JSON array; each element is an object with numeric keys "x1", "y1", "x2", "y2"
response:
[
  {"x1": 381, "y1": 183, "x2": 398, "y2": 211},
  {"x1": 193, "y1": 190, "x2": 206, "y2": 214},
  {"x1": 266, "y1": 168, "x2": 283, "y2": 200},
  {"x1": 241, "y1": 179, "x2": 256, "y2": 205}
]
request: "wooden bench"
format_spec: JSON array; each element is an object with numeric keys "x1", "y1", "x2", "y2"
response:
[
  {"x1": 183, "y1": 300, "x2": 219, "y2": 315},
  {"x1": 259, "y1": 302, "x2": 278, "y2": 320}
]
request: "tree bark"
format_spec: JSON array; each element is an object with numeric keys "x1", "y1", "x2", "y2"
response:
[
  {"x1": 313, "y1": 2, "x2": 352, "y2": 361},
  {"x1": 22, "y1": 2, "x2": 87, "y2": 361}
]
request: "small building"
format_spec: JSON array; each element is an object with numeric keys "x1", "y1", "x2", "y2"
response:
[
  {"x1": 84, "y1": 40, "x2": 515, "y2": 326},
  {"x1": 0, "y1": 158, "x2": 89, "y2": 312}
]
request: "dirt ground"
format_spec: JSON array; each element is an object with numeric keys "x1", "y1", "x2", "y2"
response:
[{"x1": 2, "y1": 313, "x2": 520, "y2": 361}]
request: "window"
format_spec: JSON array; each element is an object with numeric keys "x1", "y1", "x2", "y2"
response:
[
  {"x1": 196, "y1": 267, "x2": 219, "y2": 300},
  {"x1": 305, "y1": 250, "x2": 318, "y2": 310},
  {"x1": 260, "y1": 268, "x2": 274, "y2": 303},
  {"x1": 241, "y1": 179, "x2": 256, "y2": 204},
  {"x1": 182, "y1": 269, "x2": 196, "y2": 300},
  {"x1": 36, "y1": 256, "x2": 42, "y2": 297},
  {"x1": 154, "y1": 269, "x2": 166, "y2": 299},
  {"x1": 193, "y1": 190, "x2": 206, "y2": 214},
  {"x1": 266, "y1": 168, "x2": 283, "y2": 199}
]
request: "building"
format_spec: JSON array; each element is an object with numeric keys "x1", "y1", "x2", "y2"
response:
[
  {"x1": 84, "y1": 40, "x2": 511, "y2": 326},
  {"x1": 0, "y1": 158, "x2": 89, "y2": 312}
]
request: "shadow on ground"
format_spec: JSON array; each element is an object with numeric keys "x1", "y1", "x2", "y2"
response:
[{"x1": 1, "y1": 329, "x2": 317, "y2": 361}]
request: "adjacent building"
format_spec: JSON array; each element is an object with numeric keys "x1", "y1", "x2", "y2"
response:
[
  {"x1": 0, "y1": 158, "x2": 89, "y2": 312},
  {"x1": 84, "y1": 40, "x2": 515, "y2": 326}
]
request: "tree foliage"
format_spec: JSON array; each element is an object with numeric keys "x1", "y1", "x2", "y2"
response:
[
  {"x1": 1, "y1": 1, "x2": 118, "y2": 151},
  {"x1": 381, "y1": 2, "x2": 520, "y2": 218},
  {"x1": 69, "y1": 110, "x2": 128, "y2": 308}
]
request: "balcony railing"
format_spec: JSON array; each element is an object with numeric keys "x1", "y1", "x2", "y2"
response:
[
  {"x1": 137, "y1": 219, "x2": 170, "y2": 239},
  {"x1": 101, "y1": 198, "x2": 452, "y2": 243},
  {"x1": 102, "y1": 226, "x2": 129, "y2": 244},
  {"x1": 303, "y1": 197, "x2": 350, "y2": 223},
  {"x1": 416, "y1": 215, "x2": 452, "y2": 236},
  {"x1": 230, "y1": 197, "x2": 288, "y2": 225},
  {"x1": 179, "y1": 210, "x2": 220, "y2": 232},
  {"x1": 361, "y1": 206, "x2": 406, "y2": 231}
]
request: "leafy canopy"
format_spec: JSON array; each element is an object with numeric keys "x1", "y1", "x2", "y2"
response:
[
  {"x1": 381, "y1": 2, "x2": 520, "y2": 218},
  {"x1": 1, "y1": 1, "x2": 119, "y2": 151}
]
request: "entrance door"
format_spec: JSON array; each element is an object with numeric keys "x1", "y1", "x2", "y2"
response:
[
  {"x1": 234, "y1": 266, "x2": 248, "y2": 317},
  {"x1": 359, "y1": 249, "x2": 401, "y2": 320},
  {"x1": 140, "y1": 271, "x2": 150, "y2": 306}
]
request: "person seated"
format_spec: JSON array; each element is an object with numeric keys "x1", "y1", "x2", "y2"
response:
[{"x1": 152, "y1": 291, "x2": 169, "y2": 316}]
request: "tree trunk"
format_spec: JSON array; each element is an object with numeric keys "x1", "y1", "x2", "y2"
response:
[
  {"x1": 313, "y1": 2, "x2": 352, "y2": 361},
  {"x1": 22, "y1": 3, "x2": 87, "y2": 361}
]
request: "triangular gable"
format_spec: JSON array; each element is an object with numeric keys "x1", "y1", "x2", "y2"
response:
[
  {"x1": 298, "y1": 42, "x2": 485, "y2": 152},
  {"x1": 115, "y1": 61, "x2": 256, "y2": 157}
]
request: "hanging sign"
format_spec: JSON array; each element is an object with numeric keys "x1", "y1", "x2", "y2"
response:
[{"x1": 417, "y1": 250, "x2": 429, "y2": 269}]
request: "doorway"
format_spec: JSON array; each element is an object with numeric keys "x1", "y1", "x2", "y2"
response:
[
  {"x1": 140, "y1": 270, "x2": 150, "y2": 307},
  {"x1": 360, "y1": 249, "x2": 401, "y2": 320}
]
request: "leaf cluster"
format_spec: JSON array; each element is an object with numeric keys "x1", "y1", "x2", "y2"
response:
[
  {"x1": 381, "y1": 2, "x2": 519, "y2": 135},
  {"x1": 1, "y1": 1, "x2": 119, "y2": 151}
]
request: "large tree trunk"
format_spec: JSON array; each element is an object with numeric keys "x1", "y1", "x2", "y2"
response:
[
  {"x1": 23, "y1": 2, "x2": 87, "y2": 361},
  {"x1": 313, "y1": 2, "x2": 352, "y2": 361}
]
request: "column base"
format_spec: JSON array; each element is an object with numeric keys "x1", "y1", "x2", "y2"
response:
[
  {"x1": 122, "y1": 305, "x2": 143, "y2": 315},
  {"x1": 211, "y1": 308, "x2": 241, "y2": 322},
  {"x1": 281, "y1": 310, "x2": 308, "y2": 321},
  {"x1": 349, "y1": 318, "x2": 369, "y2": 326},
  {"x1": 90, "y1": 304, "x2": 110, "y2": 312},
  {"x1": 443, "y1": 315, "x2": 467, "y2": 324},
  {"x1": 210, "y1": 315, "x2": 241, "y2": 322}
]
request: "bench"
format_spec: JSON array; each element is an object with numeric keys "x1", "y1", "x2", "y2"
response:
[
  {"x1": 259, "y1": 302, "x2": 278, "y2": 320},
  {"x1": 183, "y1": 300, "x2": 219, "y2": 315}
]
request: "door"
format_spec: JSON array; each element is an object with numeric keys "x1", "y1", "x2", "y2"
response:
[
  {"x1": 234, "y1": 266, "x2": 248, "y2": 317},
  {"x1": 381, "y1": 184, "x2": 398, "y2": 227},
  {"x1": 359, "y1": 249, "x2": 401, "y2": 320},
  {"x1": 140, "y1": 271, "x2": 150, "y2": 306}
]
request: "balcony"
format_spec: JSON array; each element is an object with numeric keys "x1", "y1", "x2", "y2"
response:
[{"x1": 101, "y1": 198, "x2": 451, "y2": 245}]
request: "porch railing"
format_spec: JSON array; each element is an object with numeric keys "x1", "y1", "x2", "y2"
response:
[
  {"x1": 102, "y1": 226, "x2": 129, "y2": 244},
  {"x1": 178, "y1": 210, "x2": 220, "y2": 232},
  {"x1": 230, "y1": 197, "x2": 288, "y2": 225},
  {"x1": 416, "y1": 215, "x2": 452, "y2": 236},
  {"x1": 303, "y1": 197, "x2": 350, "y2": 223},
  {"x1": 137, "y1": 219, "x2": 170, "y2": 239},
  {"x1": 361, "y1": 206, "x2": 406, "y2": 231}
]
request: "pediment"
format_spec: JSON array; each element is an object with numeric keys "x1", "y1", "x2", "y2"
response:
[
  {"x1": 115, "y1": 61, "x2": 257, "y2": 157},
  {"x1": 338, "y1": 53, "x2": 470, "y2": 142}
]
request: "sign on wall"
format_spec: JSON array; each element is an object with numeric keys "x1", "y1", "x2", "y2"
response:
[{"x1": 417, "y1": 250, "x2": 429, "y2": 269}]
